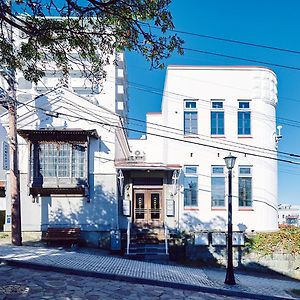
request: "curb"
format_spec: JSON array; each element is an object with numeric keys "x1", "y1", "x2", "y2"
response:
[{"x1": 0, "y1": 258, "x2": 294, "y2": 300}]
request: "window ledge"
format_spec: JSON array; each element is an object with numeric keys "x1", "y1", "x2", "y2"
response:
[
  {"x1": 211, "y1": 135, "x2": 226, "y2": 138},
  {"x1": 184, "y1": 207, "x2": 199, "y2": 211},
  {"x1": 238, "y1": 208, "x2": 254, "y2": 211},
  {"x1": 238, "y1": 135, "x2": 253, "y2": 138},
  {"x1": 184, "y1": 135, "x2": 199, "y2": 138},
  {"x1": 211, "y1": 208, "x2": 226, "y2": 211}
]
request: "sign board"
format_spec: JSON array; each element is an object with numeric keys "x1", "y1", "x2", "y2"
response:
[
  {"x1": 6, "y1": 214, "x2": 11, "y2": 224},
  {"x1": 2, "y1": 142, "x2": 9, "y2": 170},
  {"x1": 233, "y1": 232, "x2": 245, "y2": 246},
  {"x1": 123, "y1": 200, "x2": 131, "y2": 216},
  {"x1": 211, "y1": 232, "x2": 227, "y2": 246},
  {"x1": 166, "y1": 199, "x2": 175, "y2": 217},
  {"x1": 194, "y1": 232, "x2": 209, "y2": 245}
]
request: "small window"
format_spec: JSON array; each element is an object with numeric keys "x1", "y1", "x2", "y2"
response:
[
  {"x1": 239, "y1": 101, "x2": 250, "y2": 109},
  {"x1": 212, "y1": 166, "x2": 224, "y2": 174},
  {"x1": 184, "y1": 166, "x2": 198, "y2": 174},
  {"x1": 239, "y1": 167, "x2": 251, "y2": 175},
  {"x1": 212, "y1": 101, "x2": 223, "y2": 109},
  {"x1": 184, "y1": 100, "x2": 197, "y2": 109}
]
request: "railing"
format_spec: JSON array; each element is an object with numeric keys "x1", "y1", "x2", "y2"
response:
[
  {"x1": 164, "y1": 222, "x2": 169, "y2": 255},
  {"x1": 126, "y1": 220, "x2": 131, "y2": 255}
]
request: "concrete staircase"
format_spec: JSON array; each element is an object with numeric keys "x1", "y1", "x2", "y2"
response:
[{"x1": 126, "y1": 225, "x2": 169, "y2": 261}]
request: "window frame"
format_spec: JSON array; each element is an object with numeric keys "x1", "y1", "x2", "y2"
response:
[
  {"x1": 183, "y1": 165, "x2": 198, "y2": 207},
  {"x1": 211, "y1": 100, "x2": 225, "y2": 136},
  {"x1": 184, "y1": 99, "x2": 198, "y2": 136},
  {"x1": 211, "y1": 166, "x2": 225, "y2": 208},
  {"x1": 238, "y1": 100, "x2": 251, "y2": 135},
  {"x1": 238, "y1": 165, "x2": 253, "y2": 207}
]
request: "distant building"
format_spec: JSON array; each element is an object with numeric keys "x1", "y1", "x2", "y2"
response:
[{"x1": 278, "y1": 204, "x2": 300, "y2": 227}]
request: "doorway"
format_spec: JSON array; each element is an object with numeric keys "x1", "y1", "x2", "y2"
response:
[{"x1": 133, "y1": 189, "x2": 163, "y2": 227}]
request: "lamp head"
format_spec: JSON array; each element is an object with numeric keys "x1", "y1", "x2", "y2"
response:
[{"x1": 224, "y1": 153, "x2": 237, "y2": 170}]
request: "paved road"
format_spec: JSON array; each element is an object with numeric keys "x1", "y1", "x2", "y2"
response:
[
  {"x1": 0, "y1": 245, "x2": 299, "y2": 300},
  {"x1": 0, "y1": 263, "x2": 255, "y2": 300}
]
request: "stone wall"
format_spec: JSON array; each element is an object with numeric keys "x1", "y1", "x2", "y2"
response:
[{"x1": 185, "y1": 245, "x2": 300, "y2": 280}]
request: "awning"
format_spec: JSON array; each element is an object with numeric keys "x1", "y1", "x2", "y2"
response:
[
  {"x1": 18, "y1": 129, "x2": 98, "y2": 143},
  {"x1": 115, "y1": 161, "x2": 181, "y2": 171}
]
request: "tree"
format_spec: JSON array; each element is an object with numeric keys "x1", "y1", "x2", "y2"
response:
[{"x1": 0, "y1": 0, "x2": 184, "y2": 84}]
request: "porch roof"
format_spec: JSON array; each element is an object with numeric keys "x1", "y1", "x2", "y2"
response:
[
  {"x1": 18, "y1": 128, "x2": 98, "y2": 142},
  {"x1": 115, "y1": 161, "x2": 181, "y2": 171}
]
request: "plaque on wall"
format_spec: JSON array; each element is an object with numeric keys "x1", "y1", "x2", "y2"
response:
[
  {"x1": 123, "y1": 200, "x2": 131, "y2": 216},
  {"x1": 166, "y1": 199, "x2": 175, "y2": 217}
]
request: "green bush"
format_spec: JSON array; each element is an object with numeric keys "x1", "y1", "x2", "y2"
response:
[{"x1": 245, "y1": 226, "x2": 300, "y2": 255}]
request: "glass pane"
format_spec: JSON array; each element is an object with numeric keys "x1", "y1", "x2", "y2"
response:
[
  {"x1": 239, "y1": 101, "x2": 250, "y2": 109},
  {"x1": 211, "y1": 177, "x2": 225, "y2": 207},
  {"x1": 185, "y1": 101, "x2": 197, "y2": 109},
  {"x1": 135, "y1": 193, "x2": 145, "y2": 219},
  {"x1": 184, "y1": 176, "x2": 198, "y2": 206},
  {"x1": 185, "y1": 166, "x2": 197, "y2": 174},
  {"x1": 238, "y1": 111, "x2": 251, "y2": 135},
  {"x1": 239, "y1": 177, "x2": 252, "y2": 207},
  {"x1": 184, "y1": 112, "x2": 198, "y2": 135},
  {"x1": 239, "y1": 167, "x2": 251, "y2": 175},
  {"x1": 151, "y1": 193, "x2": 160, "y2": 219},
  {"x1": 212, "y1": 101, "x2": 223, "y2": 109},
  {"x1": 212, "y1": 166, "x2": 224, "y2": 174}
]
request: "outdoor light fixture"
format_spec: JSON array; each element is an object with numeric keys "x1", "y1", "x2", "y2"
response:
[
  {"x1": 117, "y1": 169, "x2": 124, "y2": 196},
  {"x1": 224, "y1": 152, "x2": 237, "y2": 285}
]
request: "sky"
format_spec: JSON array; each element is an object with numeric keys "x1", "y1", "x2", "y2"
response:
[{"x1": 125, "y1": 0, "x2": 300, "y2": 206}]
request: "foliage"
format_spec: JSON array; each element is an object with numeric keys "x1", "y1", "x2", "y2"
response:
[
  {"x1": 245, "y1": 225, "x2": 300, "y2": 255},
  {"x1": 0, "y1": 0, "x2": 183, "y2": 84}
]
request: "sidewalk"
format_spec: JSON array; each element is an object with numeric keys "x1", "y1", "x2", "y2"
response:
[{"x1": 0, "y1": 245, "x2": 298, "y2": 300}]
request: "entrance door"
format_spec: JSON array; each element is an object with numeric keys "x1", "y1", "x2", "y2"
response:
[{"x1": 133, "y1": 190, "x2": 163, "y2": 227}]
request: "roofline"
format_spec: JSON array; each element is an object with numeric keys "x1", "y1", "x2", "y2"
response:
[{"x1": 167, "y1": 65, "x2": 276, "y2": 76}]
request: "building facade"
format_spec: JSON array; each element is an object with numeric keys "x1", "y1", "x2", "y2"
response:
[
  {"x1": 278, "y1": 204, "x2": 300, "y2": 227},
  {"x1": 119, "y1": 66, "x2": 279, "y2": 235}
]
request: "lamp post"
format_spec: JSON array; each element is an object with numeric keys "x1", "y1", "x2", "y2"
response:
[{"x1": 224, "y1": 153, "x2": 237, "y2": 285}]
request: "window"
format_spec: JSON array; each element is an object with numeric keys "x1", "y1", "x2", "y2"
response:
[
  {"x1": 184, "y1": 100, "x2": 198, "y2": 135},
  {"x1": 211, "y1": 101, "x2": 224, "y2": 135},
  {"x1": 211, "y1": 166, "x2": 225, "y2": 207},
  {"x1": 238, "y1": 100, "x2": 251, "y2": 135},
  {"x1": 31, "y1": 143, "x2": 86, "y2": 182},
  {"x1": 184, "y1": 166, "x2": 198, "y2": 207},
  {"x1": 238, "y1": 166, "x2": 252, "y2": 207}
]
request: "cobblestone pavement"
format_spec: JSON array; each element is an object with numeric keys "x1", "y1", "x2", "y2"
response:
[
  {"x1": 0, "y1": 245, "x2": 299, "y2": 300},
  {"x1": 0, "y1": 264, "x2": 258, "y2": 300}
]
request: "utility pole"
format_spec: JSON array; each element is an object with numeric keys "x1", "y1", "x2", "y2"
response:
[
  {"x1": 1, "y1": 0, "x2": 22, "y2": 246},
  {"x1": 7, "y1": 74, "x2": 22, "y2": 246}
]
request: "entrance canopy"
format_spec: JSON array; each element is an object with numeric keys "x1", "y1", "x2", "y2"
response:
[{"x1": 115, "y1": 161, "x2": 181, "y2": 171}]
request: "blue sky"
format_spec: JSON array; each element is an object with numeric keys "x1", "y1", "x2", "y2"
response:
[{"x1": 126, "y1": 1, "x2": 300, "y2": 206}]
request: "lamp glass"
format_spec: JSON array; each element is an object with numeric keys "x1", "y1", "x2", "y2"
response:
[{"x1": 224, "y1": 153, "x2": 237, "y2": 170}]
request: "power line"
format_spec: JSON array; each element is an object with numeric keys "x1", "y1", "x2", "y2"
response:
[
  {"x1": 141, "y1": 23, "x2": 300, "y2": 55},
  {"x1": 183, "y1": 47, "x2": 300, "y2": 72},
  {"x1": 14, "y1": 98, "x2": 300, "y2": 167}
]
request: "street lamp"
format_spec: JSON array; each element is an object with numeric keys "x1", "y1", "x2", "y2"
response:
[{"x1": 224, "y1": 153, "x2": 237, "y2": 285}]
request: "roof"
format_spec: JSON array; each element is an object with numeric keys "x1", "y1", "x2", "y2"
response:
[
  {"x1": 18, "y1": 128, "x2": 98, "y2": 142},
  {"x1": 115, "y1": 161, "x2": 181, "y2": 171}
]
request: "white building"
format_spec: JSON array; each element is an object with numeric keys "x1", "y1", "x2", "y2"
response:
[
  {"x1": 278, "y1": 204, "x2": 300, "y2": 226},
  {"x1": 118, "y1": 66, "x2": 279, "y2": 234}
]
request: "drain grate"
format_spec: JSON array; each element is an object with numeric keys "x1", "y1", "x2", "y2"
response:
[{"x1": 0, "y1": 284, "x2": 29, "y2": 295}]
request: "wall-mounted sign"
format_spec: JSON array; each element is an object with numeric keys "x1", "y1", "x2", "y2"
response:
[
  {"x1": 3, "y1": 142, "x2": 9, "y2": 170},
  {"x1": 123, "y1": 200, "x2": 131, "y2": 216},
  {"x1": 166, "y1": 199, "x2": 175, "y2": 216},
  {"x1": 194, "y1": 232, "x2": 209, "y2": 245},
  {"x1": 6, "y1": 214, "x2": 11, "y2": 224}
]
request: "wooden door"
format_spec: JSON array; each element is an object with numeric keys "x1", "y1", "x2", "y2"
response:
[{"x1": 133, "y1": 189, "x2": 163, "y2": 227}]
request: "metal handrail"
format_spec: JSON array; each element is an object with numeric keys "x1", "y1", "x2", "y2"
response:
[
  {"x1": 164, "y1": 222, "x2": 169, "y2": 255},
  {"x1": 126, "y1": 220, "x2": 130, "y2": 255}
]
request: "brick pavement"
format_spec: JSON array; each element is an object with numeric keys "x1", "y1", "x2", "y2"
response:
[{"x1": 0, "y1": 245, "x2": 299, "y2": 300}]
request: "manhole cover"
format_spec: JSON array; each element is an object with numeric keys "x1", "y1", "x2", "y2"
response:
[{"x1": 0, "y1": 284, "x2": 29, "y2": 295}]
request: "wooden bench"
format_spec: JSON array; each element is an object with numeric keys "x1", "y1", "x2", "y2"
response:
[{"x1": 43, "y1": 227, "x2": 81, "y2": 247}]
